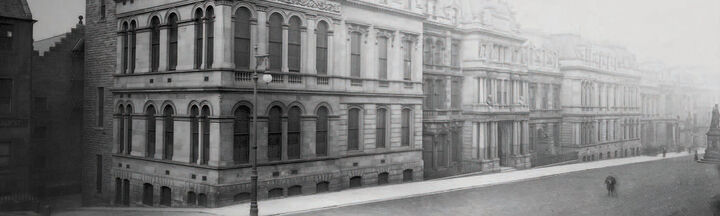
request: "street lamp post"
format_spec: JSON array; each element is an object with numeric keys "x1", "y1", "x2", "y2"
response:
[{"x1": 251, "y1": 55, "x2": 270, "y2": 216}]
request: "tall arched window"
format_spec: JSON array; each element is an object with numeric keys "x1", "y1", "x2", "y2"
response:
[
  {"x1": 316, "y1": 21, "x2": 329, "y2": 75},
  {"x1": 146, "y1": 106, "x2": 156, "y2": 158},
  {"x1": 234, "y1": 7, "x2": 251, "y2": 69},
  {"x1": 377, "y1": 36, "x2": 388, "y2": 81},
  {"x1": 150, "y1": 17, "x2": 160, "y2": 72},
  {"x1": 205, "y1": 7, "x2": 214, "y2": 69},
  {"x1": 288, "y1": 16, "x2": 302, "y2": 72},
  {"x1": 125, "y1": 105, "x2": 133, "y2": 155},
  {"x1": 194, "y1": 9, "x2": 204, "y2": 69},
  {"x1": 348, "y1": 108, "x2": 360, "y2": 150},
  {"x1": 142, "y1": 183, "x2": 154, "y2": 206},
  {"x1": 376, "y1": 108, "x2": 387, "y2": 148},
  {"x1": 423, "y1": 38, "x2": 432, "y2": 65},
  {"x1": 268, "y1": 106, "x2": 282, "y2": 161},
  {"x1": 434, "y1": 40, "x2": 444, "y2": 66},
  {"x1": 129, "y1": 21, "x2": 137, "y2": 73},
  {"x1": 233, "y1": 106, "x2": 250, "y2": 164},
  {"x1": 167, "y1": 14, "x2": 178, "y2": 71},
  {"x1": 160, "y1": 186, "x2": 171, "y2": 206},
  {"x1": 350, "y1": 32, "x2": 362, "y2": 78},
  {"x1": 187, "y1": 191, "x2": 196, "y2": 205},
  {"x1": 201, "y1": 106, "x2": 210, "y2": 164},
  {"x1": 401, "y1": 109, "x2": 411, "y2": 146},
  {"x1": 287, "y1": 106, "x2": 302, "y2": 159},
  {"x1": 198, "y1": 193, "x2": 207, "y2": 207},
  {"x1": 163, "y1": 105, "x2": 174, "y2": 160},
  {"x1": 190, "y1": 106, "x2": 199, "y2": 163},
  {"x1": 121, "y1": 22, "x2": 128, "y2": 74},
  {"x1": 268, "y1": 13, "x2": 283, "y2": 71},
  {"x1": 316, "y1": 107, "x2": 328, "y2": 156},
  {"x1": 117, "y1": 105, "x2": 125, "y2": 153}
]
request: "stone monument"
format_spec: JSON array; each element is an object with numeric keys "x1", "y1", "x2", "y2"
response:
[{"x1": 700, "y1": 104, "x2": 720, "y2": 163}]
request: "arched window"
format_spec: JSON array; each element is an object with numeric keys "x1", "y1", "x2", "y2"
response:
[
  {"x1": 350, "y1": 32, "x2": 362, "y2": 78},
  {"x1": 160, "y1": 186, "x2": 171, "y2": 206},
  {"x1": 403, "y1": 169, "x2": 413, "y2": 182},
  {"x1": 423, "y1": 38, "x2": 432, "y2": 65},
  {"x1": 234, "y1": 106, "x2": 251, "y2": 164},
  {"x1": 268, "y1": 188, "x2": 284, "y2": 198},
  {"x1": 187, "y1": 191, "x2": 196, "y2": 205},
  {"x1": 201, "y1": 106, "x2": 210, "y2": 164},
  {"x1": 316, "y1": 181, "x2": 329, "y2": 193},
  {"x1": 114, "y1": 178, "x2": 122, "y2": 204},
  {"x1": 194, "y1": 9, "x2": 204, "y2": 69},
  {"x1": 349, "y1": 176, "x2": 362, "y2": 188},
  {"x1": 234, "y1": 8, "x2": 252, "y2": 69},
  {"x1": 117, "y1": 105, "x2": 125, "y2": 153},
  {"x1": 190, "y1": 105, "x2": 199, "y2": 163},
  {"x1": 125, "y1": 105, "x2": 133, "y2": 155},
  {"x1": 233, "y1": 192, "x2": 250, "y2": 202},
  {"x1": 434, "y1": 40, "x2": 444, "y2": 66},
  {"x1": 288, "y1": 106, "x2": 302, "y2": 159},
  {"x1": 146, "y1": 105, "x2": 156, "y2": 157},
  {"x1": 316, "y1": 21, "x2": 329, "y2": 75},
  {"x1": 142, "y1": 183, "x2": 154, "y2": 206},
  {"x1": 268, "y1": 106, "x2": 282, "y2": 161},
  {"x1": 316, "y1": 107, "x2": 328, "y2": 156},
  {"x1": 288, "y1": 16, "x2": 302, "y2": 72},
  {"x1": 288, "y1": 185, "x2": 302, "y2": 196},
  {"x1": 198, "y1": 193, "x2": 207, "y2": 207},
  {"x1": 377, "y1": 172, "x2": 389, "y2": 185},
  {"x1": 129, "y1": 21, "x2": 137, "y2": 73},
  {"x1": 268, "y1": 13, "x2": 283, "y2": 71},
  {"x1": 348, "y1": 108, "x2": 360, "y2": 150},
  {"x1": 376, "y1": 108, "x2": 387, "y2": 148},
  {"x1": 122, "y1": 179, "x2": 130, "y2": 206},
  {"x1": 167, "y1": 14, "x2": 178, "y2": 71},
  {"x1": 377, "y1": 36, "x2": 388, "y2": 80},
  {"x1": 163, "y1": 105, "x2": 174, "y2": 160},
  {"x1": 150, "y1": 17, "x2": 160, "y2": 72},
  {"x1": 121, "y1": 22, "x2": 129, "y2": 73},
  {"x1": 205, "y1": 7, "x2": 214, "y2": 69},
  {"x1": 401, "y1": 109, "x2": 411, "y2": 146},
  {"x1": 403, "y1": 40, "x2": 412, "y2": 80}
]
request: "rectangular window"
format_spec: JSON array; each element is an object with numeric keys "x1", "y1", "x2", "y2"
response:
[
  {"x1": 350, "y1": 33, "x2": 362, "y2": 78},
  {"x1": 542, "y1": 84, "x2": 549, "y2": 109},
  {"x1": 348, "y1": 109, "x2": 360, "y2": 151},
  {"x1": 99, "y1": 0, "x2": 106, "y2": 20},
  {"x1": 401, "y1": 109, "x2": 410, "y2": 146},
  {"x1": 151, "y1": 22, "x2": 160, "y2": 72},
  {"x1": 0, "y1": 24, "x2": 12, "y2": 50},
  {"x1": 316, "y1": 26, "x2": 328, "y2": 75},
  {"x1": 0, "y1": 79, "x2": 12, "y2": 113},
  {"x1": 451, "y1": 42, "x2": 459, "y2": 67},
  {"x1": 376, "y1": 109, "x2": 386, "y2": 148},
  {"x1": 403, "y1": 40, "x2": 412, "y2": 81},
  {"x1": 486, "y1": 79, "x2": 492, "y2": 103},
  {"x1": 0, "y1": 142, "x2": 9, "y2": 167},
  {"x1": 529, "y1": 83, "x2": 536, "y2": 110},
  {"x1": 377, "y1": 37, "x2": 388, "y2": 80},
  {"x1": 451, "y1": 79, "x2": 461, "y2": 109},
  {"x1": 96, "y1": 154, "x2": 102, "y2": 193},
  {"x1": 553, "y1": 85, "x2": 561, "y2": 109},
  {"x1": 97, "y1": 87, "x2": 104, "y2": 127}
]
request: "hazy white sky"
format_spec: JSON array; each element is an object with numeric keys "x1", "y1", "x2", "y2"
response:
[{"x1": 26, "y1": 0, "x2": 720, "y2": 76}]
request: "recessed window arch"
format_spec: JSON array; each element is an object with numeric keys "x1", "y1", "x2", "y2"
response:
[
  {"x1": 316, "y1": 20, "x2": 329, "y2": 75},
  {"x1": 401, "y1": 108, "x2": 412, "y2": 146},
  {"x1": 125, "y1": 104, "x2": 133, "y2": 155},
  {"x1": 287, "y1": 106, "x2": 302, "y2": 159},
  {"x1": 347, "y1": 108, "x2": 361, "y2": 151},
  {"x1": 187, "y1": 191, "x2": 196, "y2": 205},
  {"x1": 142, "y1": 183, "x2": 154, "y2": 206},
  {"x1": 376, "y1": 108, "x2": 388, "y2": 148},
  {"x1": 377, "y1": 172, "x2": 389, "y2": 185},
  {"x1": 377, "y1": 36, "x2": 389, "y2": 81},
  {"x1": 288, "y1": 185, "x2": 302, "y2": 196},
  {"x1": 190, "y1": 105, "x2": 200, "y2": 163},
  {"x1": 160, "y1": 186, "x2": 171, "y2": 206},
  {"x1": 167, "y1": 13, "x2": 178, "y2": 71},
  {"x1": 403, "y1": 169, "x2": 414, "y2": 182},
  {"x1": 205, "y1": 7, "x2": 215, "y2": 69},
  {"x1": 434, "y1": 40, "x2": 444, "y2": 66},
  {"x1": 268, "y1": 188, "x2": 284, "y2": 198},
  {"x1": 403, "y1": 39, "x2": 413, "y2": 80},
  {"x1": 162, "y1": 105, "x2": 174, "y2": 160},
  {"x1": 234, "y1": 7, "x2": 252, "y2": 69},
  {"x1": 198, "y1": 193, "x2": 207, "y2": 207},
  {"x1": 349, "y1": 176, "x2": 362, "y2": 188},
  {"x1": 268, "y1": 13, "x2": 283, "y2": 71},
  {"x1": 150, "y1": 16, "x2": 161, "y2": 72},
  {"x1": 268, "y1": 106, "x2": 282, "y2": 161},
  {"x1": 146, "y1": 105, "x2": 156, "y2": 158},
  {"x1": 117, "y1": 105, "x2": 125, "y2": 153},
  {"x1": 423, "y1": 37, "x2": 432, "y2": 65},
  {"x1": 316, "y1": 181, "x2": 329, "y2": 193},
  {"x1": 316, "y1": 106, "x2": 329, "y2": 156},
  {"x1": 233, "y1": 105, "x2": 251, "y2": 164},
  {"x1": 200, "y1": 105, "x2": 210, "y2": 164},
  {"x1": 288, "y1": 16, "x2": 302, "y2": 72},
  {"x1": 121, "y1": 22, "x2": 129, "y2": 74},
  {"x1": 129, "y1": 21, "x2": 137, "y2": 74},
  {"x1": 194, "y1": 9, "x2": 204, "y2": 69}
]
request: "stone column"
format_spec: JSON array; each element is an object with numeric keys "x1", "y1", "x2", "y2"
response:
[
  {"x1": 282, "y1": 24, "x2": 289, "y2": 72},
  {"x1": 201, "y1": 17, "x2": 208, "y2": 69}
]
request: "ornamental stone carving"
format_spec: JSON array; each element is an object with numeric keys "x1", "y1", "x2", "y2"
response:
[{"x1": 268, "y1": 0, "x2": 342, "y2": 13}]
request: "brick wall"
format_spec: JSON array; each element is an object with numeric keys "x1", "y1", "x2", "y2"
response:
[{"x1": 81, "y1": 0, "x2": 117, "y2": 206}]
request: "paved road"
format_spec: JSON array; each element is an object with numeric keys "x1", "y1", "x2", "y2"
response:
[{"x1": 292, "y1": 156, "x2": 720, "y2": 216}]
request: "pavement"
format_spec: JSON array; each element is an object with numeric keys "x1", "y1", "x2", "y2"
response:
[{"x1": 50, "y1": 150, "x2": 703, "y2": 216}]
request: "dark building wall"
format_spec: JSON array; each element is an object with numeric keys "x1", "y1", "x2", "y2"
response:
[
  {"x1": 81, "y1": 0, "x2": 116, "y2": 206},
  {"x1": 31, "y1": 23, "x2": 84, "y2": 197},
  {"x1": 0, "y1": 15, "x2": 34, "y2": 209}
]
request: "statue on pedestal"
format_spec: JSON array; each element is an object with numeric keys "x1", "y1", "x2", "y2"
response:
[{"x1": 699, "y1": 104, "x2": 720, "y2": 164}]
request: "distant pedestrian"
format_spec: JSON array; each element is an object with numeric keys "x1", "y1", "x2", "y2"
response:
[
  {"x1": 662, "y1": 147, "x2": 667, "y2": 158},
  {"x1": 605, "y1": 175, "x2": 617, "y2": 197},
  {"x1": 695, "y1": 150, "x2": 699, "y2": 161}
]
